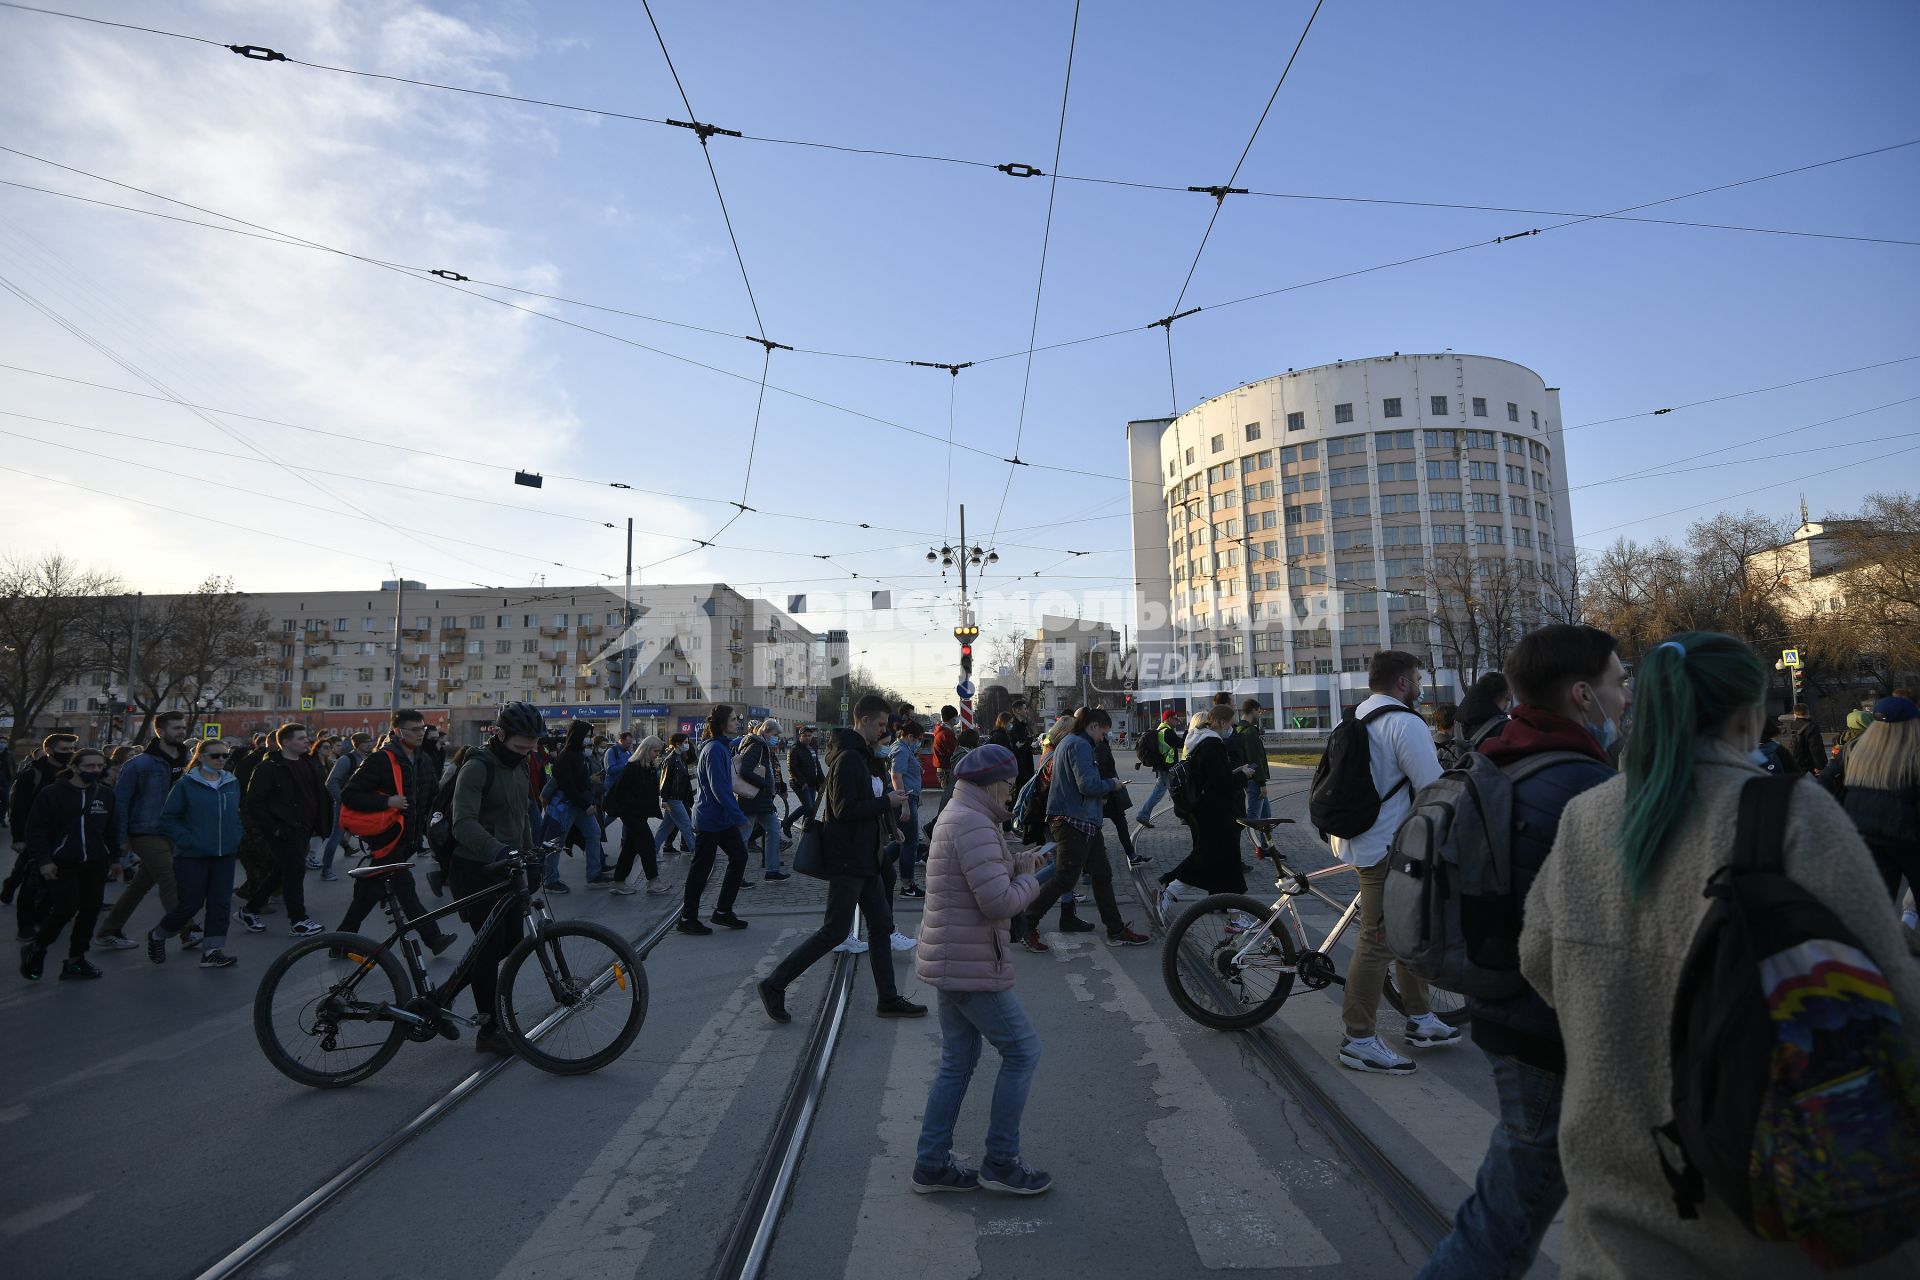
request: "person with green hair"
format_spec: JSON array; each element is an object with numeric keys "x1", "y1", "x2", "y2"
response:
[{"x1": 1519, "y1": 632, "x2": 1920, "y2": 1276}]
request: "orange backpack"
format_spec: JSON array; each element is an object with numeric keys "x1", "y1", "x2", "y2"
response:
[{"x1": 338, "y1": 752, "x2": 407, "y2": 858}]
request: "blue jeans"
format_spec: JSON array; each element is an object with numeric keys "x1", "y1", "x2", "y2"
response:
[
  {"x1": 886, "y1": 795, "x2": 922, "y2": 884},
  {"x1": 567, "y1": 806, "x2": 606, "y2": 879},
  {"x1": 1415, "y1": 1052, "x2": 1567, "y2": 1280},
  {"x1": 320, "y1": 809, "x2": 348, "y2": 869},
  {"x1": 1243, "y1": 779, "x2": 1271, "y2": 822},
  {"x1": 785, "y1": 786, "x2": 818, "y2": 830},
  {"x1": 916, "y1": 988, "x2": 1042, "y2": 1173},
  {"x1": 741, "y1": 812, "x2": 783, "y2": 873},
  {"x1": 157, "y1": 855, "x2": 236, "y2": 951},
  {"x1": 1135, "y1": 773, "x2": 1168, "y2": 823},
  {"x1": 662, "y1": 799, "x2": 695, "y2": 848}
]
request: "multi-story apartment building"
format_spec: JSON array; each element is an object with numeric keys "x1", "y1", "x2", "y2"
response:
[
  {"x1": 40, "y1": 580, "x2": 817, "y2": 746},
  {"x1": 1128, "y1": 352, "x2": 1577, "y2": 728}
]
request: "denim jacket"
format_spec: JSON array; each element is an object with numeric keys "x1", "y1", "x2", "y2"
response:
[
  {"x1": 1044, "y1": 733, "x2": 1118, "y2": 824},
  {"x1": 115, "y1": 744, "x2": 182, "y2": 840}
]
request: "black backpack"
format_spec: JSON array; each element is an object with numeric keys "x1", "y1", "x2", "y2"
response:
[
  {"x1": 1655, "y1": 775, "x2": 1920, "y2": 1267},
  {"x1": 426, "y1": 757, "x2": 499, "y2": 870},
  {"x1": 1309, "y1": 703, "x2": 1420, "y2": 840},
  {"x1": 1135, "y1": 730, "x2": 1161, "y2": 772}
]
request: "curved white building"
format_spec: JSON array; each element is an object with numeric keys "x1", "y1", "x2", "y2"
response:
[{"x1": 1126, "y1": 352, "x2": 1576, "y2": 727}]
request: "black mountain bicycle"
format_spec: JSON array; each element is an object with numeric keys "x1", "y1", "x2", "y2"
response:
[{"x1": 253, "y1": 845, "x2": 647, "y2": 1088}]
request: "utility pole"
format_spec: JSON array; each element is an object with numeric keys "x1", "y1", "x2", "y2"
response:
[
  {"x1": 619, "y1": 517, "x2": 633, "y2": 735},
  {"x1": 389, "y1": 576, "x2": 405, "y2": 714},
  {"x1": 954, "y1": 504, "x2": 980, "y2": 729},
  {"x1": 124, "y1": 590, "x2": 142, "y2": 740}
]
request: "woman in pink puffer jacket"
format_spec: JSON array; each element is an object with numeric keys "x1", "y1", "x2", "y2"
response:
[{"x1": 910, "y1": 745, "x2": 1054, "y2": 1197}]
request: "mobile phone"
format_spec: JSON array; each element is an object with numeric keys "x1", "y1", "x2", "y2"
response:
[{"x1": 1032, "y1": 841, "x2": 1057, "y2": 860}]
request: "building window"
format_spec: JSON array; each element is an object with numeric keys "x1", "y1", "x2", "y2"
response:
[
  {"x1": 1533, "y1": 470, "x2": 1547, "y2": 490},
  {"x1": 1185, "y1": 447, "x2": 1195, "y2": 464},
  {"x1": 1374, "y1": 430, "x2": 1413, "y2": 451},
  {"x1": 1300, "y1": 441, "x2": 1319, "y2": 460},
  {"x1": 522, "y1": 638, "x2": 537, "y2": 653},
  {"x1": 1529, "y1": 440, "x2": 1545, "y2": 461},
  {"x1": 1168, "y1": 460, "x2": 1177, "y2": 478},
  {"x1": 1334, "y1": 402, "x2": 1353, "y2": 424},
  {"x1": 1472, "y1": 396, "x2": 1487, "y2": 417},
  {"x1": 1286, "y1": 411, "x2": 1305, "y2": 432},
  {"x1": 1430, "y1": 395, "x2": 1449, "y2": 416},
  {"x1": 1210, "y1": 434, "x2": 1225, "y2": 453},
  {"x1": 1468, "y1": 460, "x2": 1498, "y2": 481},
  {"x1": 1424, "y1": 429, "x2": 1455, "y2": 450},
  {"x1": 469, "y1": 616, "x2": 486, "y2": 629},
  {"x1": 1244, "y1": 422, "x2": 1261, "y2": 441},
  {"x1": 1507, "y1": 402, "x2": 1520, "y2": 422},
  {"x1": 1382, "y1": 397, "x2": 1402, "y2": 418},
  {"x1": 1427, "y1": 459, "x2": 1460, "y2": 479},
  {"x1": 1531, "y1": 410, "x2": 1540, "y2": 429},
  {"x1": 1475, "y1": 524, "x2": 1505, "y2": 545}
]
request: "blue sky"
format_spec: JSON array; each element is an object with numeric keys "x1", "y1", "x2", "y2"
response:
[{"x1": 1, "y1": 0, "x2": 1915, "y2": 705}]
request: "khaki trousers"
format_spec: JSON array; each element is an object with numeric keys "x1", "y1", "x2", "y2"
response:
[
  {"x1": 99, "y1": 833, "x2": 181, "y2": 936},
  {"x1": 1341, "y1": 859, "x2": 1430, "y2": 1038}
]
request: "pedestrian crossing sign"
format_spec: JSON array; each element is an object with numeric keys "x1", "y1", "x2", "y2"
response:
[
  {"x1": 1781, "y1": 648, "x2": 1801, "y2": 667},
  {"x1": 300, "y1": 696, "x2": 315, "y2": 711},
  {"x1": 203, "y1": 723, "x2": 221, "y2": 739}
]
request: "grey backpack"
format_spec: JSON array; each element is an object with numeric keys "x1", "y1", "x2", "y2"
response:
[{"x1": 1382, "y1": 747, "x2": 1588, "y2": 999}]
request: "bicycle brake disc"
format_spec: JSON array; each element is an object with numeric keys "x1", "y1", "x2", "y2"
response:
[{"x1": 1297, "y1": 950, "x2": 1336, "y2": 990}]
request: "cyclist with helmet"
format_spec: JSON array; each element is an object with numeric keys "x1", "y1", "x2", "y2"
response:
[{"x1": 449, "y1": 702, "x2": 540, "y2": 1055}]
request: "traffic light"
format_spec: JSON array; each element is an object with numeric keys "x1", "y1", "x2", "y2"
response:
[
  {"x1": 1791, "y1": 667, "x2": 1804, "y2": 701},
  {"x1": 960, "y1": 642, "x2": 973, "y2": 676}
]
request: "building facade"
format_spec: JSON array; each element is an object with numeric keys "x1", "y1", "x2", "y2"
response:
[
  {"x1": 39, "y1": 581, "x2": 818, "y2": 747},
  {"x1": 1128, "y1": 353, "x2": 1577, "y2": 727}
]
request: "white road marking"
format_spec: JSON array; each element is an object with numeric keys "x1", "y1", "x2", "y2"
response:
[
  {"x1": 843, "y1": 1010, "x2": 979, "y2": 1280},
  {"x1": 0, "y1": 1191, "x2": 93, "y2": 1238},
  {"x1": 1061, "y1": 940, "x2": 1341, "y2": 1268},
  {"x1": 493, "y1": 932, "x2": 795, "y2": 1280}
]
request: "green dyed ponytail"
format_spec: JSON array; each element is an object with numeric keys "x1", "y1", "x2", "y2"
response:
[{"x1": 1616, "y1": 631, "x2": 1767, "y2": 898}]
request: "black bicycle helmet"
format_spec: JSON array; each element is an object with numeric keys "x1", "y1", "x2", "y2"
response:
[{"x1": 496, "y1": 701, "x2": 545, "y2": 738}]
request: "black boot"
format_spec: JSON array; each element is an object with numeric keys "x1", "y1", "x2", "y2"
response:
[{"x1": 1058, "y1": 900, "x2": 1096, "y2": 933}]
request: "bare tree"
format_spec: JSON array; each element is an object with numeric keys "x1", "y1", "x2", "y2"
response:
[
  {"x1": 84, "y1": 577, "x2": 274, "y2": 738},
  {"x1": 982, "y1": 627, "x2": 1029, "y2": 683},
  {"x1": 1803, "y1": 493, "x2": 1920, "y2": 690},
  {"x1": 1411, "y1": 552, "x2": 1533, "y2": 683},
  {"x1": 0, "y1": 553, "x2": 120, "y2": 748}
]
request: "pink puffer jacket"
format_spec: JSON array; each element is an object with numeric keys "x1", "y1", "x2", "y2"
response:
[{"x1": 914, "y1": 780, "x2": 1042, "y2": 992}]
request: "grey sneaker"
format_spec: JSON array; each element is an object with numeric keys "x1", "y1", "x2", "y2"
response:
[
  {"x1": 911, "y1": 1157, "x2": 979, "y2": 1194},
  {"x1": 1338, "y1": 1034, "x2": 1416, "y2": 1075},
  {"x1": 1404, "y1": 1012, "x2": 1463, "y2": 1049},
  {"x1": 95, "y1": 931, "x2": 139, "y2": 951},
  {"x1": 978, "y1": 1157, "x2": 1052, "y2": 1196}
]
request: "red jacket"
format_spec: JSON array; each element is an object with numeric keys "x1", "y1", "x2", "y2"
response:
[{"x1": 931, "y1": 721, "x2": 960, "y2": 770}]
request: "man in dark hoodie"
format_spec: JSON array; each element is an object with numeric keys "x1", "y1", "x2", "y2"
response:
[
  {"x1": 236, "y1": 723, "x2": 329, "y2": 937},
  {"x1": 1415, "y1": 624, "x2": 1628, "y2": 1280},
  {"x1": 95, "y1": 711, "x2": 197, "y2": 950},
  {"x1": 757, "y1": 693, "x2": 927, "y2": 1023},
  {"x1": 335, "y1": 709, "x2": 456, "y2": 951},
  {"x1": 6, "y1": 733, "x2": 78, "y2": 938}
]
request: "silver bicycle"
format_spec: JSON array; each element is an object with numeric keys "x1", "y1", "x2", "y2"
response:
[{"x1": 1161, "y1": 818, "x2": 1471, "y2": 1031}]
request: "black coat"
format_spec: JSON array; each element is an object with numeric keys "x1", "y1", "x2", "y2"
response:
[
  {"x1": 786, "y1": 741, "x2": 825, "y2": 788},
  {"x1": 25, "y1": 780, "x2": 120, "y2": 867},
  {"x1": 1780, "y1": 717, "x2": 1827, "y2": 774},
  {"x1": 818, "y1": 728, "x2": 893, "y2": 878},
  {"x1": 244, "y1": 754, "x2": 329, "y2": 839},
  {"x1": 342, "y1": 744, "x2": 427, "y2": 848},
  {"x1": 659, "y1": 751, "x2": 694, "y2": 806},
  {"x1": 1008, "y1": 716, "x2": 1036, "y2": 783},
  {"x1": 552, "y1": 746, "x2": 596, "y2": 808},
  {"x1": 8, "y1": 756, "x2": 64, "y2": 834},
  {"x1": 1820, "y1": 740, "x2": 1920, "y2": 856},
  {"x1": 605, "y1": 753, "x2": 662, "y2": 821}
]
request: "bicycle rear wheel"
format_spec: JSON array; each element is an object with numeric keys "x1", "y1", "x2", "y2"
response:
[
  {"x1": 254, "y1": 932, "x2": 410, "y2": 1088},
  {"x1": 496, "y1": 920, "x2": 648, "y2": 1075},
  {"x1": 1384, "y1": 968, "x2": 1471, "y2": 1026},
  {"x1": 1161, "y1": 894, "x2": 1298, "y2": 1031}
]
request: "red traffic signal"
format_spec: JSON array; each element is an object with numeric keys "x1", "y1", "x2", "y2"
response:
[{"x1": 960, "y1": 643, "x2": 972, "y2": 659}]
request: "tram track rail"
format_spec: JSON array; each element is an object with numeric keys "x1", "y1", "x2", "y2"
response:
[
  {"x1": 190, "y1": 902, "x2": 684, "y2": 1280},
  {"x1": 1126, "y1": 855, "x2": 1454, "y2": 1251}
]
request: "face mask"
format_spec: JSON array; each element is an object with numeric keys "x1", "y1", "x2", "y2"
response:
[
  {"x1": 1589, "y1": 715, "x2": 1620, "y2": 751},
  {"x1": 1746, "y1": 747, "x2": 1773, "y2": 769},
  {"x1": 49, "y1": 750, "x2": 74, "y2": 766},
  {"x1": 76, "y1": 769, "x2": 104, "y2": 785}
]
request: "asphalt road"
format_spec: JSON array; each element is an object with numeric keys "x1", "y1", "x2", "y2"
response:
[{"x1": 2, "y1": 776, "x2": 1562, "y2": 1278}]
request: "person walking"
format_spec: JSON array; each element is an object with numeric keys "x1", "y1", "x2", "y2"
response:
[
  {"x1": 782, "y1": 724, "x2": 825, "y2": 838},
  {"x1": 1777, "y1": 704, "x2": 1828, "y2": 776},
  {"x1": 236, "y1": 724, "x2": 328, "y2": 937},
  {"x1": 231, "y1": 733, "x2": 269, "y2": 789},
  {"x1": 1022, "y1": 707, "x2": 1148, "y2": 952},
  {"x1": 1417, "y1": 624, "x2": 1627, "y2": 1279},
  {"x1": 1818, "y1": 695, "x2": 1920, "y2": 901},
  {"x1": 927, "y1": 705, "x2": 961, "y2": 834},
  {"x1": 95, "y1": 711, "x2": 197, "y2": 952},
  {"x1": 6, "y1": 734, "x2": 76, "y2": 941},
  {"x1": 1520, "y1": 632, "x2": 1920, "y2": 1278},
  {"x1": 1132, "y1": 709, "x2": 1184, "y2": 828},
  {"x1": 1090, "y1": 717, "x2": 1142, "y2": 868},
  {"x1": 607, "y1": 736, "x2": 671, "y2": 896},
  {"x1": 909, "y1": 744, "x2": 1050, "y2": 1196},
  {"x1": 335, "y1": 709, "x2": 456, "y2": 952},
  {"x1": 758, "y1": 693, "x2": 927, "y2": 1021},
  {"x1": 147, "y1": 738, "x2": 244, "y2": 970},
  {"x1": 887, "y1": 720, "x2": 927, "y2": 898},
  {"x1": 314, "y1": 731, "x2": 372, "y2": 880},
  {"x1": 681, "y1": 705, "x2": 752, "y2": 935},
  {"x1": 18, "y1": 746, "x2": 118, "y2": 981},
  {"x1": 737, "y1": 717, "x2": 788, "y2": 881},
  {"x1": 548, "y1": 719, "x2": 610, "y2": 888},
  {"x1": 1233, "y1": 699, "x2": 1272, "y2": 824},
  {"x1": 1329, "y1": 650, "x2": 1457, "y2": 1075},
  {"x1": 1430, "y1": 704, "x2": 1466, "y2": 769},
  {"x1": 1007, "y1": 696, "x2": 1036, "y2": 791},
  {"x1": 1458, "y1": 672, "x2": 1512, "y2": 741},
  {"x1": 1156, "y1": 704, "x2": 1248, "y2": 916},
  {"x1": 658, "y1": 733, "x2": 697, "y2": 854},
  {"x1": 449, "y1": 702, "x2": 540, "y2": 1055}
]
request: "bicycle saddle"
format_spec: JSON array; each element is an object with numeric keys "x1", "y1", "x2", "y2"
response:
[
  {"x1": 1237, "y1": 818, "x2": 1296, "y2": 832},
  {"x1": 347, "y1": 859, "x2": 418, "y2": 879}
]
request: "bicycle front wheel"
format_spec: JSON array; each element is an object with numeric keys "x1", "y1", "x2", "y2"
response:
[
  {"x1": 1161, "y1": 894, "x2": 1298, "y2": 1031},
  {"x1": 497, "y1": 920, "x2": 648, "y2": 1075},
  {"x1": 254, "y1": 932, "x2": 410, "y2": 1089}
]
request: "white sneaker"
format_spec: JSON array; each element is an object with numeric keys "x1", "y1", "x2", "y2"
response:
[
  {"x1": 1338, "y1": 1035, "x2": 1416, "y2": 1075},
  {"x1": 646, "y1": 879, "x2": 673, "y2": 896},
  {"x1": 610, "y1": 880, "x2": 638, "y2": 895},
  {"x1": 290, "y1": 918, "x2": 325, "y2": 937},
  {"x1": 889, "y1": 931, "x2": 917, "y2": 952},
  {"x1": 834, "y1": 934, "x2": 869, "y2": 954},
  {"x1": 1404, "y1": 1012, "x2": 1463, "y2": 1049}
]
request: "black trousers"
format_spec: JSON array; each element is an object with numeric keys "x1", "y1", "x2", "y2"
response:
[
  {"x1": 766, "y1": 872, "x2": 898, "y2": 1000},
  {"x1": 245, "y1": 831, "x2": 309, "y2": 921},
  {"x1": 615, "y1": 818, "x2": 658, "y2": 883},
  {"x1": 684, "y1": 826, "x2": 747, "y2": 920},
  {"x1": 33, "y1": 862, "x2": 110, "y2": 958},
  {"x1": 447, "y1": 857, "x2": 521, "y2": 1023},
  {"x1": 338, "y1": 864, "x2": 437, "y2": 938},
  {"x1": 8, "y1": 849, "x2": 48, "y2": 938},
  {"x1": 1868, "y1": 838, "x2": 1918, "y2": 902},
  {"x1": 1028, "y1": 819, "x2": 1124, "y2": 933}
]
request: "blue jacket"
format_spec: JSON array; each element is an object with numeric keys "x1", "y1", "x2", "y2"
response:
[
  {"x1": 158, "y1": 768, "x2": 243, "y2": 859},
  {"x1": 115, "y1": 740, "x2": 186, "y2": 840},
  {"x1": 605, "y1": 743, "x2": 632, "y2": 791},
  {"x1": 1044, "y1": 733, "x2": 1119, "y2": 824},
  {"x1": 692, "y1": 737, "x2": 747, "y2": 832}
]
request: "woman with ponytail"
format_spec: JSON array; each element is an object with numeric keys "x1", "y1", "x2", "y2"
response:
[{"x1": 1518, "y1": 633, "x2": 1920, "y2": 1277}]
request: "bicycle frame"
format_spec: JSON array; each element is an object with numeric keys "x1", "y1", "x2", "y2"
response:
[{"x1": 1222, "y1": 832, "x2": 1365, "y2": 974}]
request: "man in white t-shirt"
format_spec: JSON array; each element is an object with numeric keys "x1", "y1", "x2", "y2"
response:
[{"x1": 1328, "y1": 650, "x2": 1461, "y2": 1074}]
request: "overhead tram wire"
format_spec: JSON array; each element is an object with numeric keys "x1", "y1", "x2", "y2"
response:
[
  {"x1": 1562, "y1": 354, "x2": 1920, "y2": 431},
  {"x1": 984, "y1": 0, "x2": 1082, "y2": 561},
  {"x1": 3, "y1": 145, "x2": 1911, "y2": 496}
]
